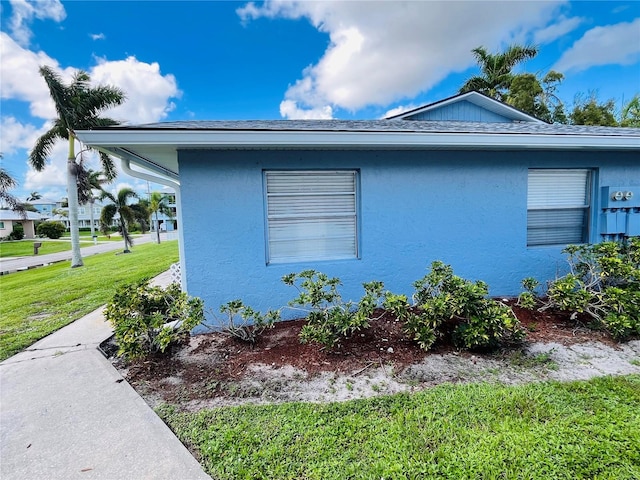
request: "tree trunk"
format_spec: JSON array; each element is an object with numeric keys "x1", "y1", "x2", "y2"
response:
[
  {"x1": 67, "y1": 142, "x2": 83, "y2": 268},
  {"x1": 155, "y1": 212, "x2": 161, "y2": 244},
  {"x1": 89, "y1": 198, "x2": 96, "y2": 238},
  {"x1": 121, "y1": 218, "x2": 130, "y2": 253}
]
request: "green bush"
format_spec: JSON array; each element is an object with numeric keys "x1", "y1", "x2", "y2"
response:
[
  {"x1": 218, "y1": 299, "x2": 280, "y2": 344},
  {"x1": 8, "y1": 223, "x2": 24, "y2": 240},
  {"x1": 282, "y1": 270, "x2": 384, "y2": 349},
  {"x1": 409, "y1": 261, "x2": 525, "y2": 351},
  {"x1": 105, "y1": 279, "x2": 204, "y2": 360},
  {"x1": 36, "y1": 221, "x2": 66, "y2": 239},
  {"x1": 521, "y1": 239, "x2": 640, "y2": 340}
]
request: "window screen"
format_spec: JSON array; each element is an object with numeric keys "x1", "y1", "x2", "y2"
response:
[
  {"x1": 527, "y1": 169, "x2": 591, "y2": 246},
  {"x1": 265, "y1": 170, "x2": 358, "y2": 263}
]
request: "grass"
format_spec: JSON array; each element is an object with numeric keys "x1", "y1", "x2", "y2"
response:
[
  {"x1": 158, "y1": 375, "x2": 640, "y2": 480},
  {"x1": 0, "y1": 241, "x2": 179, "y2": 361},
  {"x1": 62, "y1": 231, "x2": 134, "y2": 242},
  {"x1": 0, "y1": 239, "x2": 94, "y2": 258}
]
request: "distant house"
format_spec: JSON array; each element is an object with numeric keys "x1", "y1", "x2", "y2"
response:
[
  {"x1": 77, "y1": 91, "x2": 640, "y2": 325},
  {"x1": 29, "y1": 198, "x2": 58, "y2": 218},
  {"x1": 152, "y1": 191, "x2": 178, "y2": 233},
  {"x1": 0, "y1": 210, "x2": 43, "y2": 239}
]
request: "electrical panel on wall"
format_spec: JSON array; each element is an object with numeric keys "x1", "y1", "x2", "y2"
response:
[{"x1": 600, "y1": 186, "x2": 640, "y2": 237}]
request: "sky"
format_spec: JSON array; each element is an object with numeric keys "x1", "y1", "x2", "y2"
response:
[{"x1": 1, "y1": 0, "x2": 639, "y2": 203}]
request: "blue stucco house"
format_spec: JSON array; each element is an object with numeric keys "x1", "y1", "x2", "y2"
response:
[{"x1": 77, "y1": 92, "x2": 640, "y2": 322}]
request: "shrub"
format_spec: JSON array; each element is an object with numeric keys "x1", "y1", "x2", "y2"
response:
[
  {"x1": 282, "y1": 270, "x2": 384, "y2": 349},
  {"x1": 36, "y1": 221, "x2": 66, "y2": 239},
  {"x1": 217, "y1": 299, "x2": 280, "y2": 344},
  {"x1": 105, "y1": 279, "x2": 204, "y2": 360},
  {"x1": 408, "y1": 261, "x2": 525, "y2": 351},
  {"x1": 8, "y1": 223, "x2": 24, "y2": 240},
  {"x1": 521, "y1": 239, "x2": 640, "y2": 340}
]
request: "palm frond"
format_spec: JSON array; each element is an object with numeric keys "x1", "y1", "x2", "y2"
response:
[
  {"x1": 98, "y1": 151, "x2": 117, "y2": 180},
  {"x1": 29, "y1": 124, "x2": 66, "y2": 171},
  {"x1": 98, "y1": 189, "x2": 117, "y2": 204},
  {"x1": 100, "y1": 203, "x2": 117, "y2": 225},
  {"x1": 116, "y1": 187, "x2": 138, "y2": 207},
  {"x1": 39, "y1": 66, "x2": 73, "y2": 130}
]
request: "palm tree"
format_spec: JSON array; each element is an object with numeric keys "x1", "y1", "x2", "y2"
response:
[
  {"x1": 29, "y1": 66, "x2": 125, "y2": 268},
  {"x1": 130, "y1": 200, "x2": 150, "y2": 233},
  {"x1": 149, "y1": 191, "x2": 174, "y2": 243},
  {"x1": 0, "y1": 166, "x2": 27, "y2": 218},
  {"x1": 459, "y1": 45, "x2": 538, "y2": 101},
  {"x1": 100, "y1": 187, "x2": 138, "y2": 253},
  {"x1": 27, "y1": 191, "x2": 42, "y2": 201},
  {"x1": 78, "y1": 168, "x2": 108, "y2": 239}
]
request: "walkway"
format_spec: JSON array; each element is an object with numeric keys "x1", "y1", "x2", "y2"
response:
[{"x1": 0, "y1": 271, "x2": 211, "y2": 480}]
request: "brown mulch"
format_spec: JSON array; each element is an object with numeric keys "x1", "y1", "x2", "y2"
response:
[{"x1": 110, "y1": 301, "x2": 617, "y2": 408}]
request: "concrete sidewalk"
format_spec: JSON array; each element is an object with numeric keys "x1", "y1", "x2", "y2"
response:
[{"x1": 0, "y1": 271, "x2": 211, "y2": 480}]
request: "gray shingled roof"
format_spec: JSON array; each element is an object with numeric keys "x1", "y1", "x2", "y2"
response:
[{"x1": 107, "y1": 119, "x2": 640, "y2": 137}]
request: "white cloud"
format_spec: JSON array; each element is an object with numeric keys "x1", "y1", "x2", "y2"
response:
[
  {"x1": 279, "y1": 100, "x2": 333, "y2": 119},
  {"x1": 91, "y1": 56, "x2": 181, "y2": 124},
  {"x1": 553, "y1": 18, "x2": 640, "y2": 72},
  {"x1": 24, "y1": 140, "x2": 68, "y2": 190},
  {"x1": 383, "y1": 104, "x2": 417, "y2": 119},
  {"x1": 533, "y1": 16, "x2": 584, "y2": 44},
  {"x1": 0, "y1": 116, "x2": 44, "y2": 154},
  {"x1": 0, "y1": 32, "x2": 74, "y2": 119},
  {"x1": 1, "y1": 35, "x2": 181, "y2": 125},
  {"x1": 8, "y1": 0, "x2": 66, "y2": 46},
  {"x1": 239, "y1": 0, "x2": 565, "y2": 118},
  {"x1": 90, "y1": 33, "x2": 106, "y2": 41}
]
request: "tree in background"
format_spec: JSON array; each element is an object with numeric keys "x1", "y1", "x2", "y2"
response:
[
  {"x1": 148, "y1": 192, "x2": 174, "y2": 244},
  {"x1": 569, "y1": 93, "x2": 618, "y2": 127},
  {"x1": 0, "y1": 165, "x2": 27, "y2": 218},
  {"x1": 459, "y1": 45, "x2": 538, "y2": 101},
  {"x1": 77, "y1": 168, "x2": 109, "y2": 239},
  {"x1": 27, "y1": 191, "x2": 42, "y2": 201},
  {"x1": 506, "y1": 71, "x2": 567, "y2": 123},
  {"x1": 100, "y1": 187, "x2": 138, "y2": 253},
  {"x1": 29, "y1": 66, "x2": 125, "y2": 268},
  {"x1": 620, "y1": 95, "x2": 640, "y2": 127},
  {"x1": 130, "y1": 199, "x2": 150, "y2": 233}
]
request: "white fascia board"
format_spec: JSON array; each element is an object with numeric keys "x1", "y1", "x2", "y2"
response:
[{"x1": 77, "y1": 129, "x2": 640, "y2": 151}]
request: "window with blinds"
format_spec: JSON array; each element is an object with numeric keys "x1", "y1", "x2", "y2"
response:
[
  {"x1": 527, "y1": 169, "x2": 591, "y2": 247},
  {"x1": 265, "y1": 170, "x2": 358, "y2": 263}
]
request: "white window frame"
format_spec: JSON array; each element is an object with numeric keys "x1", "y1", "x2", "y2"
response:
[
  {"x1": 264, "y1": 170, "x2": 359, "y2": 264},
  {"x1": 527, "y1": 169, "x2": 592, "y2": 247}
]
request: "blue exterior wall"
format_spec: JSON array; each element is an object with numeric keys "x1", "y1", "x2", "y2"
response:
[
  {"x1": 405, "y1": 101, "x2": 512, "y2": 122},
  {"x1": 178, "y1": 148, "x2": 638, "y2": 326}
]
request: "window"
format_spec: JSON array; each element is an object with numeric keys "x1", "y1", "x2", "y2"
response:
[
  {"x1": 79, "y1": 207, "x2": 85, "y2": 215},
  {"x1": 527, "y1": 169, "x2": 591, "y2": 246},
  {"x1": 0, "y1": 222, "x2": 4, "y2": 229},
  {"x1": 265, "y1": 170, "x2": 358, "y2": 263}
]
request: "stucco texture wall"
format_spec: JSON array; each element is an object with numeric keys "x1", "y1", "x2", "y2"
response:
[{"x1": 178, "y1": 148, "x2": 638, "y2": 324}]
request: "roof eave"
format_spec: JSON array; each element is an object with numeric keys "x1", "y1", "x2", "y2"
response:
[{"x1": 77, "y1": 129, "x2": 640, "y2": 150}]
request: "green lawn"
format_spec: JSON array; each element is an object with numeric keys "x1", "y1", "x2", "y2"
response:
[
  {"x1": 62, "y1": 231, "x2": 132, "y2": 242},
  {"x1": 0, "y1": 241, "x2": 179, "y2": 360},
  {"x1": 158, "y1": 375, "x2": 640, "y2": 480},
  {"x1": 0, "y1": 240, "x2": 94, "y2": 258}
]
